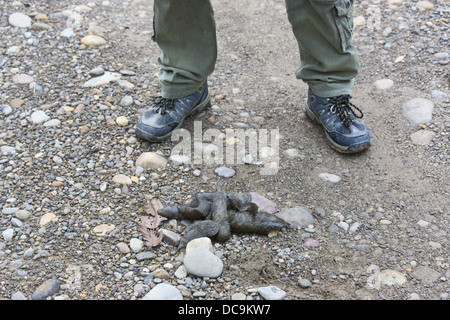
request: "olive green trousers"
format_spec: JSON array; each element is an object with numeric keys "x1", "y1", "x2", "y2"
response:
[{"x1": 153, "y1": 0, "x2": 359, "y2": 99}]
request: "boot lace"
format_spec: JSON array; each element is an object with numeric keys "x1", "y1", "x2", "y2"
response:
[
  {"x1": 327, "y1": 95, "x2": 364, "y2": 128},
  {"x1": 153, "y1": 97, "x2": 175, "y2": 115}
]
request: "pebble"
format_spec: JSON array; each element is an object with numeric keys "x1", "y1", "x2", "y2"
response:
[
  {"x1": 89, "y1": 67, "x2": 105, "y2": 77},
  {"x1": 31, "y1": 279, "x2": 61, "y2": 300},
  {"x1": 130, "y1": 238, "x2": 144, "y2": 252},
  {"x1": 379, "y1": 270, "x2": 407, "y2": 286},
  {"x1": 112, "y1": 174, "x2": 132, "y2": 185},
  {"x1": 214, "y1": 166, "x2": 236, "y2": 178},
  {"x1": 275, "y1": 207, "x2": 315, "y2": 228},
  {"x1": 15, "y1": 209, "x2": 31, "y2": 221},
  {"x1": 30, "y1": 110, "x2": 50, "y2": 124},
  {"x1": 183, "y1": 247, "x2": 223, "y2": 278},
  {"x1": 374, "y1": 79, "x2": 394, "y2": 90},
  {"x1": 135, "y1": 251, "x2": 154, "y2": 261},
  {"x1": 257, "y1": 286, "x2": 286, "y2": 300},
  {"x1": 169, "y1": 154, "x2": 191, "y2": 165},
  {"x1": 81, "y1": 35, "x2": 107, "y2": 47},
  {"x1": 2, "y1": 228, "x2": 14, "y2": 242},
  {"x1": 39, "y1": 212, "x2": 57, "y2": 226},
  {"x1": 402, "y1": 98, "x2": 434, "y2": 125},
  {"x1": 282, "y1": 148, "x2": 303, "y2": 159},
  {"x1": 431, "y1": 90, "x2": 448, "y2": 100},
  {"x1": 116, "y1": 242, "x2": 130, "y2": 254},
  {"x1": 250, "y1": 192, "x2": 278, "y2": 214},
  {"x1": 119, "y1": 95, "x2": 133, "y2": 107},
  {"x1": 135, "y1": 152, "x2": 167, "y2": 169},
  {"x1": 43, "y1": 119, "x2": 61, "y2": 127},
  {"x1": 12, "y1": 74, "x2": 34, "y2": 84},
  {"x1": 410, "y1": 130, "x2": 436, "y2": 145},
  {"x1": 93, "y1": 224, "x2": 115, "y2": 237},
  {"x1": 142, "y1": 283, "x2": 183, "y2": 300},
  {"x1": 11, "y1": 292, "x2": 27, "y2": 300},
  {"x1": 416, "y1": 1, "x2": 434, "y2": 10},
  {"x1": 318, "y1": 173, "x2": 341, "y2": 183},
  {"x1": 186, "y1": 237, "x2": 214, "y2": 253},
  {"x1": 298, "y1": 279, "x2": 312, "y2": 288},
  {"x1": 60, "y1": 28, "x2": 74, "y2": 38},
  {"x1": 411, "y1": 266, "x2": 441, "y2": 285},
  {"x1": 231, "y1": 292, "x2": 247, "y2": 300},
  {"x1": 8, "y1": 12, "x2": 32, "y2": 28},
  {"x1": 83, "y1": 71, "x2": 121, "y2": 87}
]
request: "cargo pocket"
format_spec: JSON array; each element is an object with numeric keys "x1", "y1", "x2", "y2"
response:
[{"x1": 333, "y1": 0, "x2": 354, "y2": 52}]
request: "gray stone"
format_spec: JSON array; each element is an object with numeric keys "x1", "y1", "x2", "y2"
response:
[
  {"x1": 257, "y1": 286, "x2": 286, "y2": 300},
  {"x1": 31, "y1": 279, "x2": 61, "y2": 300},
  {"x1": 2, "y1": 228, "x2": 14, "y2": 242},
  {"x1": 31, "y1": 110, "x2": 50, "y2": 124},
  {"x1": 11, "y1": 291, "x2": 27, "y2": 300},
  {"x1": 9, "y1": 13, "x2": 32, "y2": 28},
  {"x1": 431, "y1": 90, "x2": 448, "y2": 100},
  {"x1": 61, "y1": 28, "x2": 74, "y2": 38},
  {"x1": 135, "y1": 251, "x2": 155, "y2": 261},
  {"x1": 214, "y1": 166, "x2": 236, "y2": 178},
  {"x1": 402, "y1": 98, "x2": 434, "y2": 125},
  {"x1": 411, "y1": 266, "x2": 441, "y2": 285},
  {"x1": 83, "y1": 71, "x2": 121, "y2": 87},
  {"x1": 298, "y1": 279, "x2": 312, "y2": 288},
  {"x1": 142, "y1": 283, "x2": 183, "y2": 300},
  {"x1": 183, "y1": 247, "x2": 223, "y2": 278},
  {"x1": 120, "y1": 95, "x2": 133, "y2": 107},
  {"x1": 275, "y1": 207, "x2": 315, "y2": 228}
]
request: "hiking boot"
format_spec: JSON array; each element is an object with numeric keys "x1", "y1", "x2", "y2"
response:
[
  {"x1": 304, "y1": 89, "x2": 371, "y2": 154},
  {"x1": 136, "y1": 82, "x2": 210, "y2": 142}
]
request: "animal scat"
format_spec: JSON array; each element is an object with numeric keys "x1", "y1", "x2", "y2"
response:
[{"x1": 228, "y1": 210, "x2": 290, "y2": 235}]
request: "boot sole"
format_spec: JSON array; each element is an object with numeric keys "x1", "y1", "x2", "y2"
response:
[
  {"x1": 304, "y1": 103, "x2": 370, "y2": 154},
  {"x1": 135, "y1": 92, "x2": 211, "y2": 143}
]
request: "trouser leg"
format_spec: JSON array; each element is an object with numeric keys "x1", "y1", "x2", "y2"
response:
[
  {"x1": 153, "y1": 0, "x2": 217, "y2": 99},
  {"x1": 285, "y1": 0, "x2": 359, "y2": 97}
]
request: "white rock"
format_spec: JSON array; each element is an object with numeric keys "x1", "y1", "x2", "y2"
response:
[
  {"x1": 142, "y1": 283, "x2": 183, "y2": 300},
  {"x1": 2, "y1": 228, "x2": 14, "y2": 242},
  {"x1": 31, "y1": 110, "x2": 50, "y2": 124},
  {"x1": 9, "y1": 12, "x2": 32, "y2": 28},
  {"x1": 402, "y1": 98, "x2": 434, "y2": 125},
  {"x1": 81, "y1": 35, "x2": 106, "y2": 46},
  {"x1": 374, "y1": 79, "x2": 394, "y2": 90},
  {"x1": 12, "y1": 74, "x2": 34, "y2": 84},
  {"x1": 135, "y1": 152, "x2": 167, "y2": 169},
  {"x1": 214, "y1": 166, "x2": 236, "y2": 178},
  {"x1": 174, "y1": 265, "x2": 188, "y2": 279},
  {"x1": 169, "y1": 154, "x2": 191, "y2": 165},
  {"x1": 410, "y1": 130, "x2": 436, "y2": 145},
  {"x1": 186, "y1": 237, "x2": 214, "y2": 253},
  {"x1": 183, "y1": 247, "x2": 223, "y2": 278},
  {"x1": 257, "y1": 286, "x2": 286, "y2": 300},
  {"x1": 379, "y1": 270, "x2": 407, "y2": 286},
  {"x1": 130, "y1": 238, "x2": 144, "y2": 252},
  {"x1": 61, "y1": 28, "x2": 74, "y2": 38},
  {"x1": 43, "y1": 119, "x2": 61, "y2": 127},
  {"x1": 319, "y1": 172, "x2": 341, "y2": 183},
  {"x1": 83, "y1": 71, "x2": 121, "y2": 87}
]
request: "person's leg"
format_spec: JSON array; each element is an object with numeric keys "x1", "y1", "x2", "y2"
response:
[
  {"x1": 285, "y1": 0, "x2": 370, "y2": 153},
  {"x1": 285, "y1": 0, "x2": 358, "y2": 97},
  {"x1": 154, "y1": 0, "x2": 217, "y2": 99},
  {"x1": 136, "y1": 0, "x2": 217, "y2": 142}
]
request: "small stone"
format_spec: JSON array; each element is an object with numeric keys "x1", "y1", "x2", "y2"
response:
[
  {"x1": 112, "y1": 174, "x2": 132, "y2": 185},
  {"x1": 116, "y1": 242, "x2": 130, "y2": 254},
  {"x1": 31, "y1": 22, "x2": 51, "y2": 30},
  {"x1": 417, "y1": 1, "x2": 434, "y2": 10},
  {"x1": 11, "y1": 292, "x2": 27, "y2": 300},
  {"x1": 16, "y1": 209, "x2": 31, "y2": 221},
  {"x1": 374, "y1": 79, "x2": 394, "y2": 90},
  {"x1": 282, "y1": 148, "x2": 302, "y2": 159},
  {"x1": 39, "y1": 212, "x2": 57, "y2": 226},
  {"x1": 161, "y1": 229, "x2": 181, "y2": 246},
  {"x1": 410, "y1": 130, "x2": 436, "y2": 145},
  {"x1": 93, "y1": 224, "x2": 115, "y2": 237},
  {"x1": 89, "y1": 67, "x2": 105, "y2": 77},
  {"x1": 417, "y1": 220, "x2": 429, "y2": 228},
  {"x1": 142, "y1": 283, "x2": 183, "y2": 300},
  {"x1": 431, "y1": 90, "x2": 448, "y2": 100},
  {"x1": 402, "y1": 98, "x2": 434, "y2": 126},
  {"x1": 135, "y1": 152, "x2": 167, "y2": 170},
  {"x1": 257, "y1": 286, "x2": 286, "y2": 300},
  {"x1": 276, "y1": 207, "x2": 315, "y2": 228},
  {"x1": 231, "y1": 292, "x2": 247, "y2": 300},
  {"x1": 136, "y1": 251, "x2": 155, "y2": 261},
  {"x1": 214, "y1": 166, "x2": 236, "y2": 178},
  {"x1": 153, "y1": 269, "x2": 170, "y2": 279},
  {"x1": 175, "y1": 265, "x2": 188, "y2": 279},
  {"x1": 319, "y1": 173, "x2": 341, "y2": 183},
  {"x1": 411, "y1": 266, "x2": 441, "y2": 285},
  {"x1": 81, "y1": 35, "x2": 106, "y2": 46},
  {"x1": 303, "y1": 238, "x2": 319, "y2": 248},
  {"x1": 83, "y1": 72, "x2": 121, "y2": 87},
  {"x1": 183, "y1": 247, "x2": 223, "y2": 278},
  {"x1": 10, "y1": 98, "x2": 25, "y2": 108},
  {"x1": 250, "y1": 192, "x2": 278, "y2": 214},
  {"x1": 186, "y1": 237, "x2": 214, "y2": 253},
  {"x1": 9, "y1": 12, "x2": 32, "y2": 28},
  {"x1": 119, "y1": 96, "x2": 133, "y2": 107},
  {"x1": 298, "y1": 278, "x2": 312, "y2": 288},
  {"x1": 31, "y1": 279, "x2": 61, "y2": 300},
  {"x1": 60, "y1": 28, "x2": 74, "y2": 38},
  {"x1": 379, "y1": 270, "x2": 407, "y2": 286},
  {"x1": 2, "y1": 229, "x2": 14, "y2": 242},
  {"x1": 169, "y1": 154, "x2": 191, "y2": 165},
  {"x1": 116, "y1": 116, "x2": 129, "y2": 127},
  {"x1": 12, "y1": 74, "x2": 34, "y2": 84},
  {"x1": 353, "y1": 15, "x2": 366, "y2": 27},
  {"x1": 130, "y1": 238, "x2": 144, "y2": 252},
  {"x1": 43, "y1": 119, "x2": 61, "y2": 127}
]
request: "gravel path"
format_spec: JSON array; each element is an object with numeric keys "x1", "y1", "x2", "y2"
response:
[{"x1": 1, "y1": 0, "x2": 449, "y2": 301}]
